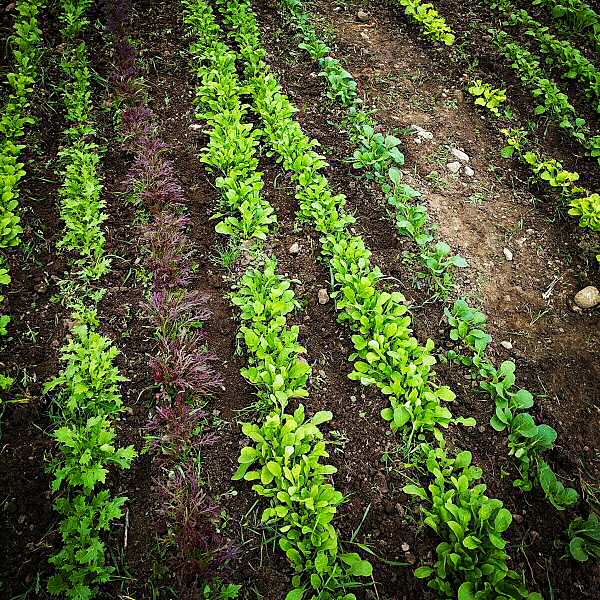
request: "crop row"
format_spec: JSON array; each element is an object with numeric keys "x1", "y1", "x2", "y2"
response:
[
  {"x1": 105, "y1": 0, "x2": 240, "y2": 595},
  {"x1": 0, "y1": 0, "x2": 46, "y2": 414},
  {"x1": 184, "y1": 1, "x2": 373, "y2": 598},
  {"x1": 496, "y1": 0, "x2": 600, "y2": 112},
  {"x1": 499, "y1": 126, "x2": 600, "y2": 238},
  {"x1": 44, "y1": 2, "x2": 137, "y2": 598},
  {"x1": 462, "y1": 75, "x2": 600, "y2": 239},
  {"x1": 212, "y1": 0, "x2": 544, "y2": 597},
  {"x1": 491, "y1": 29, "x2": 600, "y2": 165},
  {"x1": 532, "y1": 0, "x2": 600, "y2": 52}
]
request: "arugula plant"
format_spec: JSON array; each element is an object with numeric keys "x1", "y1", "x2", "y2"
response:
[
  {"x1": 497, "y1": 0, "x2": 600, "y2": 112},
  {"x1": 492, "y1": 30, "x2": 600, "y2": 164},
  {"x1": 445, "y1": 299, "x2": 578, "y2": 505},
  {"x1": 46, "y1": 3, "x2": 138, "y2": 597},
  {"x1": 45, "y1": 319, "x2": 136, "y2": 599},
  {"x1": 351, "y1": 124, "x2": 405, "y2": 177},
  {"x1": 47, "y1": 491, "x2": 127, "y2": 599},
  {"x1": 500, "y1": 128, "x2": 599, "y2": 235}
]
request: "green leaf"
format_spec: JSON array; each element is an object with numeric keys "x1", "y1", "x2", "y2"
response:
[
  {"x1": 311, "y1": 411, "x2": 333, "y2": 426},
  {"x1": 463, "y1": 535, "x2": 481, "y2": 549},
  {"x1": 403, "y1": 484, "x2": 428, "y2": 500},
  {"x1": 267, "y1": 461, "x2": 282, "y2": 477},
  {"x1": 340, "y1": 552, "x2": 372, "y2": 577},
  {"x1": 437, "y1": 386, "x2": 455, "y2": 401},
  {"x1": 569, "y1": 537, "x2": 589, "y2": 562},
  {"x1": 494, "y1": 508, "x2": 512, "y2": 533},
  {"x1": 458, "y1": 581, "x2": 475, "y2": 600},
  {"x1": 285, "y1": 588, "x2": 305, "y2": 600},
  {"x1": 414, "y1": 566, "x2": 434, "y2": 578},
  {"x1": 239, "y1": 446, "x2": 257, "y2": 463}
]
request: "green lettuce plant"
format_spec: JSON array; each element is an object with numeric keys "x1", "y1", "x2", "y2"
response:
[
  {"x1": 468, "y1": 79, "x2": 510, "y2": 117},
  {"x1": 397, "y1": 0, "x2": 455, "y2": 45},
  {"x1": 566, "y1": 514, "x2": 600, "y2": 562},
  {"x1": 234, "y1": 407, "x2": 371, "y2": 598},
  {"x1": 405, "y1": 444, "x2": 542, "y2": 599}
]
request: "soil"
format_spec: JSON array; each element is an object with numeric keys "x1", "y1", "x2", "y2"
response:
[{"x1": 1, "y1": 0, "x2": 599, "y2": 599}]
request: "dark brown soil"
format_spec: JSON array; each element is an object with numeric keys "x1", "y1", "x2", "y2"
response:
[{"x1": 1, "y1": 0, "x2": 599, "y2": 599}]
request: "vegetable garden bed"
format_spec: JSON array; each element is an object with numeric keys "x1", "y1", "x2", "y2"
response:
[{"x1": 0, "y1": 0, "x2": 598, "y2": 599}]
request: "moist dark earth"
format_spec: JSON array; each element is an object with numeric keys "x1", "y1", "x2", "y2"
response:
[{"x1": 0, "y1": 0, "x2": 599, "y2": 599}]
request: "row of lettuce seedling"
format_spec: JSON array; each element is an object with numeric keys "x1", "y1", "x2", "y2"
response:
[
  {"x1": 465, "y1": 78, "x2": 599, "y2": 243},
  {"x1": 212, "y1": 1, "x2": 543, "y2": 598},
  {"x1": 277, "y1": 0, "x2": 597, "y2": 562},
  {"x1": 491, "y1": 28, "x2": 600, "y2": 165},
  {"x1": 184, "y1": 1, "x2": 373, "y2": 598},
  {"x1": 0, "y1": 0, "x2": 46, "y2": 412},
  {"x1": 105, "y1": 0, "x2": 239, "y2": 595},
  {"x1": 392, "y1": 0, "x2": 455, "y2": 45},
  {"x1": 44, "y1": 1, "x2": 137, "y2": 598}
]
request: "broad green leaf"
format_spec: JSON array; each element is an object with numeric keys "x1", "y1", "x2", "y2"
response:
[
  {"x1": 414, "y1": 566, "x2": 434, "y2": 578},
  {"x1": 494, "y1": 508, "x2": 512, "y2": 533}
]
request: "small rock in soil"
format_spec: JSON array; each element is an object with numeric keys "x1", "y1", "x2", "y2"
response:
[
  {"x1": 318, "y1": 288, "x2": 329, "y2": 304},
  {"x1": 447, "y1": 161, "x2": 461, "y2": 174},
  {"x1": 357, "y1": 9, "x2": 369, "y2": 21},
  {"x1": 289, "y1": 242, "x2": 300, "y2": 254},
  {"x1": 501, "y1": 340, "x2": 513, "y2": 350},
  {"x1": 451, "y1": 148, "x2": 470, "y2": 162},
  {"x1": 412, "y1": 124, "x2": 433, "y2": 140},
  {"x1": 514, "y1": 514, "x2": 524, "y2": 524},
  {"x1": 401, "y1": 542, "x2": 410, "y2": 552},
  {"x1": 574, "y1": 286, "x2": 600, "y2": 309},
  {"x1": 464, "y1": 165, "x2": 474, "y2": 177},
  {"x1": 503, "y1": 247, "x2": 513, "y2": 261},
  {"x1": 453, "y1": 89, "x2": 465, "y2": 103},
  {"x1": 189, "y1": 123, "x2": 202, "y2": 131}
]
